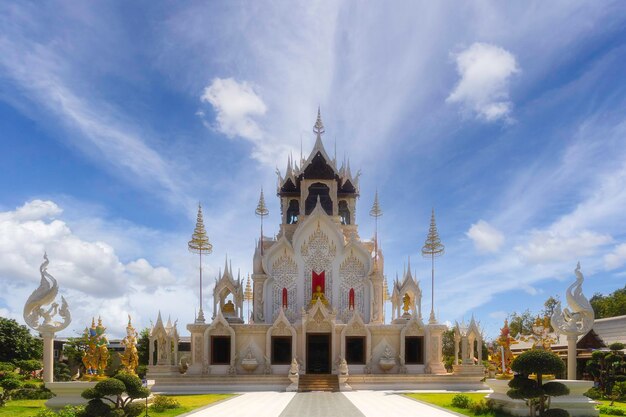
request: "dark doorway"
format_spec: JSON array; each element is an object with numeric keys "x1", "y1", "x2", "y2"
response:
[
  {"x1": 345, "y1": 336, "x2": 365, "y2": 364},
  {"x1": 306, "y1": 333, "x2": 331, "y2": 374},
  {"x1": 405, "y1": 336, "x2": 424, "y2": 364},
  {"x1": 211, "y1": 336, "x2": 231, "y2": 365},
  {"x1": 305, "y1": 183, "x2": 332, "y2": 215}
]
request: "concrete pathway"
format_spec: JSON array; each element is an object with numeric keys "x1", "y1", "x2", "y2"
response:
[
  {"x1": 185, "y1": 390, "x2": 459, "y2": 417},
  {"x1": 184, "y1": 391, "x2": 296, "y2": 417},
  {"x1": 343, "y1": 391, "x2": 460, "y2": 417},
  {"x1": 279, "y1": 392, "x2": 365, "y2": 417}
]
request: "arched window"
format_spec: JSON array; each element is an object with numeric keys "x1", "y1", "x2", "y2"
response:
[
  {"x1": 338, "y1": 200, "x2": 350, "y2": 225},
  {"x1": 305, "y1": 182, "x2": 332, "y2": 215},
  {"x1": 349, "y1": 288, "x2": 355, "y2": 310},
  {"x1": 286, "y1": 199, "x2": 299, "y2": 224},
  {"x1": 282, "y1": 287, "x2": 288, "y2": 309}
]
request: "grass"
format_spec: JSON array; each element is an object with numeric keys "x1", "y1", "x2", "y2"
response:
[
  {"x1": 0, "y1": 394, "x2": 234, "y2": 417},
  {"x1": 0, "y1": 399, "x2": 47, "y2": 417},
  {"x1": 404, "y1": 393, "x2": 508, "y2": 417},
  {"x1": 596, "y1": 399, "x2": 626, "y2": 417},
  {"x1": 147, "y1": 394, "x2": 235, "y2": 417}
]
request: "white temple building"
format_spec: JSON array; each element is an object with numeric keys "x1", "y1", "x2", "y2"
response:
[{"x1": 148, "y1": 110, "x2": 485, "y2": 392}]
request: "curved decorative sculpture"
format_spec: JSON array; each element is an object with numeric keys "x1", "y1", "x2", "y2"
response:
[
  {"x1": 551, "y1": 262, "x2": 594, "y2": 336},
  {"x1": 23, "y1": 253, "x2": 71, "y2": 333},
  {"x1": 551, "y1": 262, "x2": 595, "y2": 379}
]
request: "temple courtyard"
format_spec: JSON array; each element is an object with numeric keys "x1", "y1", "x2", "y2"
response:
[{"x1": 180, "y1": 391, "x2": 469, "y2": 417}]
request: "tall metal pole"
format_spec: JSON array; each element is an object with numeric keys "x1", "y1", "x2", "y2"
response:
[
  {"x1": 189, "y1": 204, "x2": 212, "y2": 323},
  {"x1": 422, "y1": 208, "x2": 444, "y2": 324}
]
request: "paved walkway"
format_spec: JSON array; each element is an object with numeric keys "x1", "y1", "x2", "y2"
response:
[
  {"x1": 185, "y1": 391, "x2": 458, "y2": 417},
  {"x1": 343, "y1": 391, "x2": 460, "y2": 417}
]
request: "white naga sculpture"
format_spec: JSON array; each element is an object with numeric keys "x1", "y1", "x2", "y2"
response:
[
  {"x1": 551, "y1": 262, "x2": 594, "y2": 379},
  {"x1": 23, "y1": 254, "x2": 71, "y2": 382}
]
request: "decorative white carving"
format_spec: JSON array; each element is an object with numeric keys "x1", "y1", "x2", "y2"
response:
[
  {"x1": 271, "y1": 254, "x2": 297, "y2": 321},
  {"x1": 551, "y1": 262, "x2": 595, "y2": 336},
  {"x1": 339, "y1": 252, "x2": 366, "y2": 319},
  {"x1": 23, "y1": 254, "x2": 71, "y2": 333},
  {"x1": 301, "y1": 223, "x2": 336, "y2": 304}
]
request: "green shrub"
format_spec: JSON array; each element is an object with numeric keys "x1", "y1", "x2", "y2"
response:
[
  {"x1": 598, "y1": 405, "x2": 625, "y2": 416},
  {"x1": 35, "y1": 405, "x2": 85, "y2": 417},
  {"x1": 584, "y1": 387, "x2": 603, "y2": 399},
  {"x1": 150, "y1": 395, "x2": 181, "y2": 412},
  {"x1": 543, "y1": 408, "x2": 569, "y2": 417},
  {"x1": 136, "y1": 365, "x2": 147, "y2": 379},
  {"x1": 543, "y1": 381, "x2": 570, "y2": 397},
  {"x1": 609, "y1": 343, "x2": 625, "y2": 351},
  {"x1": 10, "y1": 387, "x2": 54, "y2": 400},
  {"x1": 14, "y1": 359, "x2": 42, "y2": 376},
  {"x1": 592, "y1": 350, "x2": 609, "y2": 361},
  {"x1": 450, "y1": 393, "x2": 472, "y2": 408},
  {"x1": 80, "y1": 373, "x2": 148, "y2": 417},
  {"x1": 469, "y1": 399, "x2": 494, "y2": 415},
  {"x1": 0, "y1": 362, "x2": 15, "y2": 375},
  {"x1": 511, "y1": 349, "x2": 565, "y2": 377}
]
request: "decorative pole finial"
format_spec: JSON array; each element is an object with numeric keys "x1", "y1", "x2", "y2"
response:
[
  {"x1": 421, "y1": 208, "x2": 445, "y2": 324},
  {"x1": 370, "y1": 190, "x2": 383, "y2": 264},
  {"x1": 188, "y1": 203, "x2": 213, "y2": 323},
  {"x1": 313, "y1": 106, "x2": 325, "y2": 136},
  {"x1": 244, "y1": 274, "x2": 253, "y2": 323},
  {"x1": 255, "y1": 188, "x2": 269, "y2": 256}
]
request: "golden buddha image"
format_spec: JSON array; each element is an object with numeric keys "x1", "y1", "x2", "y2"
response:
[
  {"x1": 222, "y1": 299, "x2": 235, "y2": 314},
  {"x1": 311, "y1": 285, "x2": 329, "y2": 305},
  {"x1": 402, "y1": 293, "x2": 411, "y2": 314}
]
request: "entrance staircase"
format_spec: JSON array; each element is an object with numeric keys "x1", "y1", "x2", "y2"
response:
[{"x1": 297, "y1": 374, "x2": 339, "y2": 392}]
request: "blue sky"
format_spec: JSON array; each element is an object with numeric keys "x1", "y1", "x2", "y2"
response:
[{"x1": 1, "y1": 1, "x2": 626, "y2": 338}]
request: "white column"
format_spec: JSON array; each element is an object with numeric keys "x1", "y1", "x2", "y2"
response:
[
  {"x1": 567, "y1": 334, "x2": 577, "y2": 380},
  {"x1": 454, "y1": 338, "x2": 459, "y2": 365},
  {"x1": 42, "y1": 331, "x2": 54, "y2": 384}
]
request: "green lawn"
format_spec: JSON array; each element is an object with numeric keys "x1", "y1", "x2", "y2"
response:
[
  {"x1": 148, "y1": 394, "x2": 234, "y2": 416},
  {"x1": 596, "y1": 399, "x2": 626, "y2": 417},
  {"x1": 0, "y1": 394, "x2": 234, "y2": 417},
  {"x1": 405, "y1": 393, "x2": 508, "y2": 417},
  {"x1": 0, "y1": 399, "x2": 46, "y2": 417}
]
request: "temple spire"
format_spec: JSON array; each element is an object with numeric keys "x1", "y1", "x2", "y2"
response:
[
  {"x1": 421, "y1": 208, "x2": 445, "y2": 324},
  {"x1": 313, "y1": 106, "x2": 325, "y2": 136},
  {"x1": 369, "y1": 190, "x2": 383, "y2": 264},
  {"x1": 244, "y1": 274, "x2": 253, "y2": 324},
  {"x1": 255, "y1": 188, "x2": 269, "y2": 255},
  {"x1": 188, "y1": 204, "x2": 213, "y2": 323}
]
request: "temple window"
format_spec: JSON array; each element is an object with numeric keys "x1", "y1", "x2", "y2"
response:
[
  {"x1": 348, "y1": 288, "x2": 355, "y2": 310},
  {"x1": 339, "y1": 200, "x2": 350, "y2": 225},
  {"x1": 211, "y1": 336, "x2": 231, "y2": 365},
  {"x1": 271, "y1": 336, "x2": 292, "y2": 364},
  {"x1": 282, "y1": 287, "x2": 288, "y2": 309},
  {"x1": 305, "y1": 182, "x2": 332, "y2": 215},
  {"x1": 405, "y1": 336, "x2": 424, "y2": 364},
  {"x1": 286, "y1": 199, "x2": 299, "y2": 224},
  {"x1": 346, "y1": 336, "x2": 365, "y2": 364}
]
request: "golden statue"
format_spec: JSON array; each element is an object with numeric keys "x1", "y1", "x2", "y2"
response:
[
  {"x1": 120, "y1": 315, "x2": 139, "y2": 375},
  {"x1": 81, "y1": 317, "x2": 109, "y2": 379},
  {"x1": 311, "y1": 285, "x2": 328, "y2": 306},
  {"x1": 222, "y1": 300, "x2": 236, "y2": 314},
  {"x1": 518, "y1": 315, "x2": 557, "y2": 351},
  {"x1": 492, "y1": 319, "x2": 518, "y2": 376},
  {"x1": 402, "y1": 293, "x2": 411, "y2": 314}
]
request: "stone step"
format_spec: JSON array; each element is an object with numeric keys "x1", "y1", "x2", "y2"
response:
[{"x1": 298, "y1": 374, "x2": 339, "y2": 392}]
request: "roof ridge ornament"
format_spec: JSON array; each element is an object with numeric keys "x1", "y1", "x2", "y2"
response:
[{"x1": 313, "y1": 106, "x2": 325, "y2": 136}]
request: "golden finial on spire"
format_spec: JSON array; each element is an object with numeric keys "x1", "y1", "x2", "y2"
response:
[
  {"x1": 188, "y1": 203, "x2": 213, "y2": 323},
  {"x1": 188, "y1": 204, "x2": 213, "y2": 254},
  {"x1": 421, "y1": 208, "x2": 444, "y2": 324},
  {"x1": 370, "y1": 190, "x2": 383, "y2": 264},
  {"x1": 255, "y1": 189, "x2": 269, "y2": 256},
  {"x1": 313, "y1": 106, "x2": 325, "y2": 136},
  {"x1": 244, "y1": 274, "x2": 253, "y2": 323}
]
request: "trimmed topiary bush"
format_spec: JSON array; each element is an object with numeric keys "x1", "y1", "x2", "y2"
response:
[
  {"x1": 469, "y1": 399, "x2": 495, "y2": 415},
  {"x1": 451, "y1": 393, "x2": 472, "y2": 409},
  {"x1": 80, "y1": 372, "x2": 149, "y2": 417},
  {"x1": 598, "y1": 405, "x2": 625, "y2": 416},
  {"x1": 508, "y1": 350, "x2": 569, "y2": 417}
]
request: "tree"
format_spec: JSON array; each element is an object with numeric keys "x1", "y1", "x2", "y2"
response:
[
  {"x1": 0, "y1": 317, "x2": 42, "y2": 362},
  {"x1": 442, "y1": 329, "x2": 455, "y2": 372},
  {"x1": 63, "y1": 336, "x2": 89, "y2": 373},
  {"x1": 542, "y1": 296, "x2": 559, "y2": 322},
  {"x1": 586, "y1": 342, "x2": 625, "y2": 399},
  {"x1": 590, "y1": 285, "x2": 626, "y2": 319},
  {"x1": 508, "y1": 310, "x2": 535, "y2": 338},
  {"x1": 136, "y1": 328, "x2": 150, "y2": 366},
  {"x1": 0, "y1": 375, "x2": 23, "y2": 407},
  {"x1": 508, "y1": 350, "x2": 569, "y2": 417},
  {"x1": 81, "y1": 372, "x2": 149, "y2": 417}
]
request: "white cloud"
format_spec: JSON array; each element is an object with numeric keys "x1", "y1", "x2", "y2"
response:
[
  {"x1": 516, "y1": 230, "x2": 612, "y2": 264},
  {"x1": 0, "y1": 200, "x2": 175, "y2": 297},
  {"x1": 466, "y1": 220, "x2": 505, "y2": 253},
  {"x1": 447, "y1": 42, "x2": 520, "y2": 121},
  {"x1": 201, "y1": 78, "x2": 267, "y2": 141},
  {"x1": 604, "y1": 243, "x2": 626, "y2": 270},
  {"x1": 488, "y1": 310, "x2": 507, "y2": 320}
]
